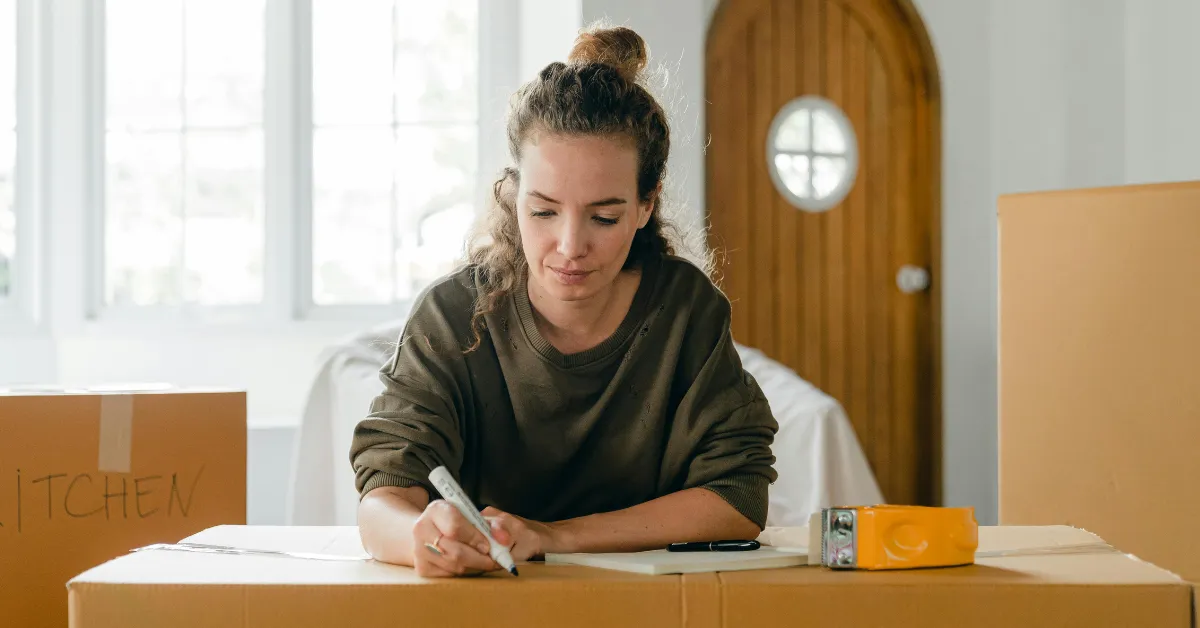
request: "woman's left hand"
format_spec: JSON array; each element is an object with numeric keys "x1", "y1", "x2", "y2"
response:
[{"x1": 481, "y1": 506, "x2": 560, "y2": 561}]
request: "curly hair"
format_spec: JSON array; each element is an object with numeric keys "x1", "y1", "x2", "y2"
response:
[{"x1": 462, "y1": 24, "x2": 687, "y2": 352}]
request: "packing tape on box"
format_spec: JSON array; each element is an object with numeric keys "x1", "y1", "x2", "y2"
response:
[{"x1": 98, "y1": 394, "x2": 134, "y2": 473}]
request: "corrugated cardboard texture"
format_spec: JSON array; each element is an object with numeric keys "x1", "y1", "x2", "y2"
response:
[
  {"x1": 67, "y1": 525, "x2": 1193, "y2": 628},
  {"x1": 0, "y1": 391, "x2": 247, "y2": 628},
  {"x1": 998, "y1": 181, "x2": 1200, "y2": 582}
]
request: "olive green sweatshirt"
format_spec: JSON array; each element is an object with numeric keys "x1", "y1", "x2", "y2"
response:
[{"x1": 349, "y1": 255, "x2": 779, "y2": 529}]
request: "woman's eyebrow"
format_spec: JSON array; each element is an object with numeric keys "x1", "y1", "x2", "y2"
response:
[
  {"x1": 527, "y1": 190, "x2": 561, "y2": 204},
  {"x1": 587, "y1": 197, "x2": 628, "y2": 207},
  {"x1": 528, "y1": 190, "x2": 628, "y2": 207}
]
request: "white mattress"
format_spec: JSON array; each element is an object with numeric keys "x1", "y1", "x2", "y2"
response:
[{"x1": 285, "y1": 321, "x2": 883, "y2": 527}]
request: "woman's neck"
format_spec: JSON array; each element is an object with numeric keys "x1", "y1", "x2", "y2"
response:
[{"x1": 527, "y1": 270, "x2": 641, "y2": 355}]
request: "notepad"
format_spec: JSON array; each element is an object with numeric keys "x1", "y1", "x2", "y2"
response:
[{"x1": 544, "y1": 547, "x2": 809, "y2": 575}]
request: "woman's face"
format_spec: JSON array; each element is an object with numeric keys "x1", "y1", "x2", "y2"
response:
[{"x1": 516, "y1": 133, "x2": 654, "y2": 304}]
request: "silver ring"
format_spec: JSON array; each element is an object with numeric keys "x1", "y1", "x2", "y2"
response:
[{"x1": 423, "y1": 535, "x2": 444, "y2": 556}]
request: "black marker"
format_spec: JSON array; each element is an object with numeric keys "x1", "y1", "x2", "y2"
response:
[{"x1": 667, "y1": 540, "x2": 760, "y2": 552}]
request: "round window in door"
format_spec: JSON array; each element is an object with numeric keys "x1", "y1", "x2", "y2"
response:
[{"x1": 766, "y1": 95, "x2": 859, "y2": 212}]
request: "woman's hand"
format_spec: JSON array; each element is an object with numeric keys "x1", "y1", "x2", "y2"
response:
[
  {"x1": 482, "y1": 506, "x2": 561, "y2": 561},
  {"x1": 411, "y1": 500, "x2": 506, "y2": 577}
]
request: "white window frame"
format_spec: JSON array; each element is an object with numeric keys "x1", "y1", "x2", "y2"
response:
[
  {"x1": 83, "y1": 0, "x2": 519, "y2": 330},
  {"x1": 0, "y1": 0, "x2": 45, "y2": 333}
]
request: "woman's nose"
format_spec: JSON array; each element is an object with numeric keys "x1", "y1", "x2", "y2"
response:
[{"x1": 556, "y1": 218, "x2": 587, "y2": 259}]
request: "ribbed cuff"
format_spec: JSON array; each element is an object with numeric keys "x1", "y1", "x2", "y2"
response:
[
  {"x1": 699, "y1": 473, "x2": 770, "y2": 530},
  {"x1": 359, "y1": 470, "x2": 430, "y2": 500}
]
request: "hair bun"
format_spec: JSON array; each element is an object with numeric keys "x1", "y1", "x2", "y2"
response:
[{"x1": 567, "y1": 25, "x2": 648, "y2": 83}]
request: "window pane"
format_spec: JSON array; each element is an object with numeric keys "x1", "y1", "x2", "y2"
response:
[
  {"x1": 185, "y1": 0, "x2": 264, "y2": 127},
  {"x1": 394, "y1": 125, "x2": 475, "y2": 299},
  {"x1": 394, "y1": 1, "x2": 477, "y2": 123},
  {"x1": 183, "y1": 131, "x2": 263, "y2": 304},
  {"x1": 774, "y1": 153, "x2": 811, "y2": 199},
  {"x1": 106, "y1": 0, "x2": 265, "y2": 309},
  {"x1": 773, "y1": 109, "x2": 810, "y2": 152},
  {"x1": 312, "y1": 0, "x2": 394, "y2": 126},
  {"x1": 312, "y1": 2, "x2": 479, "y2": 307},
  {"x1": 812, "y1": 109, "x2": 847, "y2": 154},
  {"x1": 0, "y1": 131, "x2": 12, "y2": 300},
  {"x1": 812, "y1": 156, "x2": 848, "y2": 200},
  {"x1": 106, "y1": 132, "x2": 183, "y2": 306},
  {"x1": 107, "y1": 0, "x2": 183, "y2": 130},
  {"x1": 312, "y1": 128, "x2": 393, "y2": 305}
]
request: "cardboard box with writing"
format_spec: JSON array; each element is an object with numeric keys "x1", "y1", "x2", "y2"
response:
[
  {"x1": 998, "y1": 180, "x2": 1200, "y2": 582},
  {"x1": 0, "y1": 389, "x2": 247, "y2": 628},
  {"x1": 67, "y1": 524, "x2": 1197, "y2": 628}
]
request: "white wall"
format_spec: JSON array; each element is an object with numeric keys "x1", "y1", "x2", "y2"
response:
[
  {"x1": 914, "y1": 0, "x2": 997, "y2": 524},
  {"x1": 519, "y1": 0, "x2": 584, "y2": 80},
  {"x1": 53, "y1": 328, "x2": 353, "y2": 420},
  {"x1": 1125, "y1": 0, "x2": 1200, "y2": 184},
  {"x1": 579, "y1": 0, "x2": 1200, "y2": 526},
  {"x1": 581, "y1": 0, "x2": 710, "y2": 238},
  {"x1": 0, "y1": 337, "x2": 56, "y2": 383}
]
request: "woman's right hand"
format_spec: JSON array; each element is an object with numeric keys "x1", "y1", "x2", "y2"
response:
[{"x1": 411, "y1": 499, "x2": 513, "y2": 577}]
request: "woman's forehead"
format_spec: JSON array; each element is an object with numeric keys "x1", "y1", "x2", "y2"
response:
[
  {"x1": 523, "y1": 133, "x2": 636, "y2": 164},
  {"x1": 520, "y1": 134, "x2": 638, "y2": 189}
]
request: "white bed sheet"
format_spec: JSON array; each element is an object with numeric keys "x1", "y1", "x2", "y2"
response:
[{"x1": 285, "y1": 322, "x2": 883, "y2": 528}]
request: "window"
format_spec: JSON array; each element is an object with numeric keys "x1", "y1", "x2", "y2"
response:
[
  {"x1": 766, "y1": 95, "x2": 858, "y2": 213},
  {"x1": 96, "y1": 0, "x2": 484, "y2": 318},
  {"x1": 0, "y1": 0, "x2": 15, "y2": 303},
  {"x1": 104, "y1": 0, "x2": 266, "y2": 308},
  {"x1": 310, "y1": 0, "x2": 478, "y2": 306}
]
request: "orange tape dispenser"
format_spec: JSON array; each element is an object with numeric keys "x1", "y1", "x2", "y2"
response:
[{"x1": 810, "y1": 505, "x2": 979, "y2": 570}]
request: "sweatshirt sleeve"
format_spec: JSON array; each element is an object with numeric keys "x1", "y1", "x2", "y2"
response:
[
  {"x1": 666, "y1": 286, "x2": 779, "y2": 529},
  {"x1": 348, "y1": 278, "x2": 473, "y2": 501}
]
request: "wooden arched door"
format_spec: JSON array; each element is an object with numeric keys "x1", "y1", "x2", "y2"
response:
[{"x1": 706, "y1": 0, "x2": 941, "y2": 506}]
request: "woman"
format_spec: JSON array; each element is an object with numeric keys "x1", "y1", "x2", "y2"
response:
[{"x1": 350, "y1": 25, "x2": 778, "y2": 577}]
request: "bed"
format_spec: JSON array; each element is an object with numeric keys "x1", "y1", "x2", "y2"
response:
[{"x1": 285, "y1": 319, "x2": 883, "y2": 527}]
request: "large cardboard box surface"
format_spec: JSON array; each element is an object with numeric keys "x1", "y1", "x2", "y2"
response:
[
  {"x1": 0, "y1": 389, "x2": 247, "y2": 628},
  {"x1": 998, "y1": 180, "x2": 1200, "y2": 582},
  {"x1": 67, "y1": 524, "x2": 1195, "y2": 628}
]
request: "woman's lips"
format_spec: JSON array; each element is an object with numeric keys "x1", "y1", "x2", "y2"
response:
[{"x1": 551, "y1": 267, "x2": 592, "y2": 285}]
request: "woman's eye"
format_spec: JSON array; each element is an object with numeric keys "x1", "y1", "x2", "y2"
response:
[
  {"x1": 531, "y1": 210, "x2": 555, "y2": 218},
  {"x1": 593, "y1": 216, "x2": 619, "y2": 226}
]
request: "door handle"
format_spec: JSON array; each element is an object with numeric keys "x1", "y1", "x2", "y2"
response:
[{"x1": 896, "y1": 265, "x2": 930, "y2": 294}]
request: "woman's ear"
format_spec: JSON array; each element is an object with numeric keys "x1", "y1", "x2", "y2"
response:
[{"x1": 638, "y1": 184, "x2": 660, "y2": 229}]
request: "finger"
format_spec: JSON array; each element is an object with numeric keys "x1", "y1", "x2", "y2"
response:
[
  {"x1": 415, "y1": 530, "x2": 473, "y2": 576},
  {"x1": 436, "y1": 538, "x2": 501, "y2": 575},
  {"x1": 481, "y1": 507, "x2": 514, "y2": 546},
  {"x1": 411, "y1": 519, "x2": 457, "y2": 576},
  {"x1": 488, "y1": 518, "x2": 514, "y2": 547},
  {"x1": 430, "y1": 501, "x2": 491, "y2": 554},
  {"x1": 419, "y1": 549, "x2": 466, "y2": 577},
  {"x1": 414, "y1": 557, "x2": 453, "y2": 578}
]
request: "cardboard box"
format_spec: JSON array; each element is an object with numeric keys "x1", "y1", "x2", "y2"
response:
[
  {"x1": 998, "y1": 180, "x2": 1200, "y2": 582},
  {"x1": 0, "y1": 388, "x2": 247, "y2": 628},
  {"x1": 67, "y1": 524, "x2": 1195, "y2": 627}
]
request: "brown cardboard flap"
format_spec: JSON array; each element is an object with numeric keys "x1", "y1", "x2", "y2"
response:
[
  {"x1": 998, "y1": 181, "x2": 1200, "y2": 583},
  {"x1": 977, "y1": 524, "x2": 1105, "y2": 553}
]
